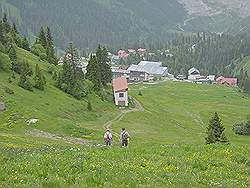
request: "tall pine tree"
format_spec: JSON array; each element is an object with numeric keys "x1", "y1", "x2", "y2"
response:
[
  {"x1": 96, "y1": 45, "x2": 112, "y2": 86},
  {"x1": 86, "y1": 55, "x2": 102, "y2": 92},
  {"x1": 46, "y1": 26, "x2": 57, "y2": 65},
  {"x1": 22, "y1": 37, "x2": 30, "y2": 51},
  {"x1": 2, "y1": 13, "x2": 10, "y2": 33},
  {"x1": 38, "y1": 27, "x2": 47, "y2": 48},
  {"x1": 9, "y1": 44, "x2": 17, "y2": 63}
]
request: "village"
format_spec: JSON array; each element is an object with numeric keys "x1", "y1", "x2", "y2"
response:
[
  {"x1": 0, "y1": 2, "x2": 249, "y2": 186},
  {"x1": 58, "y1": 47, "x2": 238, "y2": 107}
]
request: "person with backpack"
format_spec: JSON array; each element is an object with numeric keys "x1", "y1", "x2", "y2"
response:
[
  {"x1": 104, "y1": 129, "x2": 113, "y2": 146},
  {"x1": 120, "y1": 128, "x2": 130, "y2": 147}
]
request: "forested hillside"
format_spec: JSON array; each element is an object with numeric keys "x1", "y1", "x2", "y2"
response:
[
  {"x1": 1, "y1": 0, "x2": 250, "y2": 49},
  {"x1": 0, "y1": 0, "x2": 186, "y2": 49}
]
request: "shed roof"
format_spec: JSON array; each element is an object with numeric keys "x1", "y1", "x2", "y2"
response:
[
  {"x1": 188, "y1": 67, "x2": 200, "y2": 75},
  {"x1": 112, "y1": 77, "x2": 128, "y2": 92}
]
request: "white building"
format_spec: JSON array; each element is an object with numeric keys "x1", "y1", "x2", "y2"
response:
[
  {"x1": 188, "y1": 67, "x2": 215, "y2": 84},
  {"x1": 188, "y1": 67, "x2": 201, "y2": 80},
  {"x1": 111, "y1": 67, "x2": 130, "y2": 79},
  {"x1": 112, "y1": 77, "x2": 129, "y2": 107},
  {"x1": 127, "y1": 61, "x2": 168, "y2": 81}
]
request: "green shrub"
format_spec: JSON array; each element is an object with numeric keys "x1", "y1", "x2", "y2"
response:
[
  {"x1": 31, "y1": 43, "x2": 46, "y2": 58},
  {"x1": 47, "y1": 64, "x2": 56, "y2": 74},
  {"x1": 0, "y1": 52, "x2": 11, "y2": 71},
  {"x1": 4, "y1": 87, "x2": 14, "y2": 95},
  {"x1": 11, "y1": 60, "x2": 33, "y2": 76},
  {"x1": 0, "y1": 42, "x2": 6, "y2": 53},
  {"x1": 18, "y1": 74, "x2": 33, "y2": 91},
  {"x1": 233, "y1": 121, "x2": 250, "y2": 135},
  {"x1": 8, "y1": 77, "x2": 12, "y2": 83},
  {"x1": 39, "y1": 53, "x2": 47, "y2": 61}
]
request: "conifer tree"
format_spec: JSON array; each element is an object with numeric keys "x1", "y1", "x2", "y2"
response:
[
  {"x1": 46, "y1": 27, "x2": 53, "y2": 48},
  {"x1": 56, "y1": 42, "x2": 87, "y2": 99},
  {"x1": 22, "y1": 37, "x2": 30, "y2": 51},
  {"x1": 205, "y1": 112, "x2": 229, "y2": 144},
  {"x1": 0, "y1": 21, "x2": 4, "y2": 42},
  {"x1": 46, "y1": 26, "x2": 57, "y2": 64},
  {"x1": 3, "y1": 13, "x2": 8, "y2": 24},
  {"x1": 38, "y1": 27, "x2": 47, "y2": 48},
  {"x1": 2, "y1": 13, "x2": 10, "y2": 32},
  {"x1": 86, "y1": 55, "x2": 102, "y2": 92},
  {"x1": 33, "y1": 64, "x2": 46, "y2": 90},
  {"x1": 96, "y1": 45, "x2": 112, "y2": 86},
  {"x1": 9, "y1": 44, "x2": 17, "y2": 62}
]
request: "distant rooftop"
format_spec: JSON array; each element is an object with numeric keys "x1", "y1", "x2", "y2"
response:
[
  {"x1": 127, "y1": 61, "x2": 168, "y2": 76},
  {"x1": 188, "y1": 67, "x2": 200, "y2": 75}
]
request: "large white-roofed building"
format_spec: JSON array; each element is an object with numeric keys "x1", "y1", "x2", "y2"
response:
[{"x1": 127, "y1": 61, "x2": 168, "y2": 82}]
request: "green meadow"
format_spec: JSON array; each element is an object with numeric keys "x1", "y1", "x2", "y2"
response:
[
  {"x1": 114, "y1": 82, "x2": 250, "y2": 146},
  {"x1": 0, "y1": 49, "x2": 250, "y2": 187}
]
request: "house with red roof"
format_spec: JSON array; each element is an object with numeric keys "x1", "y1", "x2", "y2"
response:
[
  {"x1": 118, "y1": 50, "x2": 129, "y2": 59},
  {"x1": 112, "y1": 77, "x2": 129, "y2": 106},
  {"x1": 216, "y1": 76, "x2": 238, "y2": 87},
  {"x1": 137, "y1": 48, "x2": 146, "y2": 56}
]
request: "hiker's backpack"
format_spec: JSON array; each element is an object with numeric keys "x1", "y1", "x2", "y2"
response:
[
  {"x1": 122, "y1": 132, "x2": 129, "y2": 140},
  {"x1": 106, "y1": 132, "x2": 112, "y2": 140}
]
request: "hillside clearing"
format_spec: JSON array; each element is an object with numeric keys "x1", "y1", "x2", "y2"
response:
[
  {"x1": 0, "y1": 81, "x2": 249, "y2": 187},
  {"x1": 108, "y1": 81, "x2": 250, "y2": 145}
]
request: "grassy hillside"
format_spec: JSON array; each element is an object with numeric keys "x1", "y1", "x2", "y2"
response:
[
  {"x1": 0, "y1": 144, "x2": 248, "y2": 187},
  {"x1": 0, "y1": 48, "x2": 119, "y2": 144},
  {"x1": 0, "y1": 49, "x2": 250, "y2": 187}
]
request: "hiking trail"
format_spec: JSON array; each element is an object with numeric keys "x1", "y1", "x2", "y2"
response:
[
  {"x1": 26, "y1": 129, "x2": 91, "y2": 145},
  {"x1": 103, "y1": 98, "x2": 144, "y2": 137},
  {"x1": 22, "y1": 98, "x2": 144, "y2": 145}
]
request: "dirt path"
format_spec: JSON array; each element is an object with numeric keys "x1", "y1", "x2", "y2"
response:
[
  {"x1": 26, "y1": 129, "x2": 90, "y2": 145},
  {"x1": 103, "y1": 98, "x2": 144, "y2": 137},
  {"x1": 24, "y1": 98, "x2": 144, "y2": 145}
]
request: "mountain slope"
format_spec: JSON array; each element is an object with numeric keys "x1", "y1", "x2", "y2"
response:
[
  {"x1": 234, "y1": 56, "x2": 250, "y2": 76},
  {"x1": 1, "y1": 79, "x2": 249, "y2": 187},
  {"x1": 1, "y1": 0, "x2": 250, "y2": 48},
  {"x1": 0, "y1": 48, "x2": 119, "y2": 140},
  {"x1": 0, "y1": 0, "x2": 186, "y2": 49}
]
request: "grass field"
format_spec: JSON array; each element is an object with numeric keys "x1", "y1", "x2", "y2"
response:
[
  {"x1": 0, "y1": 144, "x2": 248, "y2": 187},
  {"x1": 110, "y1": 82, "x2": 250, "y2": 146},
  {"x1": 0, "y1": 49, "x2": 250, "y2": 187}
]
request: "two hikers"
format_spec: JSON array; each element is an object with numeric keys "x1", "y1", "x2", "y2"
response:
[
  {"x1": 104, "y1": 129, "x2": 113, "y2": 146},
  {"x1": 103, "y1": 128, "x2": 130, "y2": 147}
]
